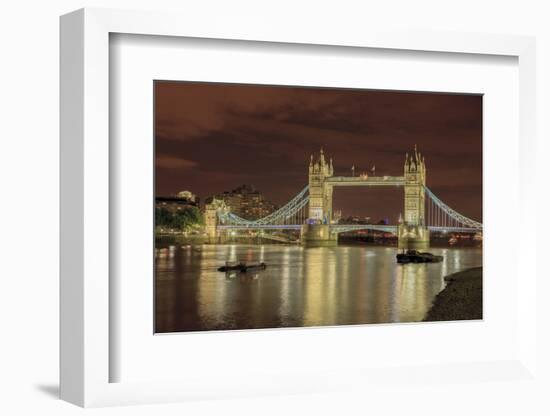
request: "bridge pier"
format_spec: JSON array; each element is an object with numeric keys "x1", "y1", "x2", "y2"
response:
[
  {"x1": 301, "y1": 224, "x2": 337, "y2": 247},
  {"x1": 397, "y1": 224, "x2": 430, "y2": 250}
]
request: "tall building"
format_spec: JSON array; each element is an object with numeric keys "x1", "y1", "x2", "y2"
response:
[{"x1": 212, "y1": 184, "x2": 277, "y2": 220}]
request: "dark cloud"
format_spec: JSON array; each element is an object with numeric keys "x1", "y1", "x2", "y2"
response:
[{"x1": 155, "y1": 81, "x2": 482, "y2": 222}]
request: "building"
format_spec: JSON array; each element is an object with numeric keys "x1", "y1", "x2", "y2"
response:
[
  {"x1": 212, "y1": 184, "x2": 277, "y2": 220},
  {"x1": 175, "y1": 190, "x2": 198, "y2": 203},
  {"x1": 339, "y1": 215, "x2": 372, "y2": 225},
  {"x1": 155, "y1": 190, "x2": 199, "y2": 213}
]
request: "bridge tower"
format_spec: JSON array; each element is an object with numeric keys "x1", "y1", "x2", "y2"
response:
[
  {"x1": 302, "y1": 149, "x2": 337, "y2": 246},
  {"x1": 308, "y1": 148, "x2": 334, "y2": 223},
  {"x1": 204, "y1": 200, "x2": 219, "y2": 242},
  {"x1": 204, "y1": 198, "x2": 228, "y2": 243},
  {"x1": 398, "y1": 145, "x2": 430, "y2": 250}
]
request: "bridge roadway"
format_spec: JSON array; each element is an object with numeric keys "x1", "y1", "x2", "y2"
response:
[
  {"x1": 325, "y1": 176, "x2": 405, "y2": 187},
  {"x1": 217, "y1": 224, "x2": 480, "y2": 234}
]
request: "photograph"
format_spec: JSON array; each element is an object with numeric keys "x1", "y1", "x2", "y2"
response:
[{"x1": 154, "y1": 81, "x2": 483, "y2": 333}]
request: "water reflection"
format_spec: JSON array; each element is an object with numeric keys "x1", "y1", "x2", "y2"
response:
[{"x1": 155, "y1": 243, "x2": 482, "y2": 333}]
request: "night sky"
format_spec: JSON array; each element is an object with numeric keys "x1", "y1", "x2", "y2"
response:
[{"x1": 155, "y1": 81, "x2": 482, "y2": 223}]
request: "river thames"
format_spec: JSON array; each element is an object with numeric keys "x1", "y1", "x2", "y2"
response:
[{"x1": 155, "y1": 242, "x2": 482, "y2": 333}]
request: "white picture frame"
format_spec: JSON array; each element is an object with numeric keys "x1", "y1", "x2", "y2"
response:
[{"x1": 60, "y1": 8, "x2": 537, "y2": 407}]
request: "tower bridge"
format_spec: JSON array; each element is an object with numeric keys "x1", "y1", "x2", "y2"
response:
[{"x1": 205, "y1": 146, "x2": 482, "y2": 248}]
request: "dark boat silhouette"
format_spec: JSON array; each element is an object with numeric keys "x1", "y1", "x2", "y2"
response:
[
  {"x1": 396, "y1": 250, "x2": 443, "y2": 264},
  {"x1": 218, "y1": 262, "x2": 267, "y2": 272}
]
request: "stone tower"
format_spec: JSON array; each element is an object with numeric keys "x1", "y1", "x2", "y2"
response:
[
  {"x1": 404, "y1": 145, "x2": 426, "y2": 224},
  {"x1": 398, "y1": 145, "x2": 430, "y2": 249},
  {"x1": 204, "y1": 198, "x2": 229, "y2": 242},
  {"x1": 308, "y1": 148, "x2": 334, "y2": 224},
  {"x1": 302, "y1": 149, "x2": 337, "y2": 246}
]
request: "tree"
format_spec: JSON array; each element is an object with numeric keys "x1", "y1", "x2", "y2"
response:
[
  {"x1": 155, "y1": 206, "x2": 204, "y2": 232},
  {"x1": 155, "y1": 207, "x2": 172, "y2": 228}
]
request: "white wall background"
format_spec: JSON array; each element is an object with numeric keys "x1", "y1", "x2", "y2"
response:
[{"x1": 0, "y1": 1, "x2": 548, "y2": 415}]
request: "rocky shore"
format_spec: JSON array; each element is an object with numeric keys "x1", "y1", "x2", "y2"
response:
[{"x1": 424, "y1": 267, "x2": 483, "y2": 322}]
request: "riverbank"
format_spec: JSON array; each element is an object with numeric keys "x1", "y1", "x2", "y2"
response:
[{"x1": 424, "y1": 267, "x2": 482, "y2": 322}]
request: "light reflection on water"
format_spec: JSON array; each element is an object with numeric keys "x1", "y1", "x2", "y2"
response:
[{"x1": 155, "y1": 243, "x2": 482, "y2": 333}]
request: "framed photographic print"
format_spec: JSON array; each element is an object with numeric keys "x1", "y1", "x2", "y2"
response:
[
  {"x1": 60, "y1": 8, "x2": 538, "y2": 408},
  {"x1": 153, "y1": 81, "x2": 483, "y2": 334}
]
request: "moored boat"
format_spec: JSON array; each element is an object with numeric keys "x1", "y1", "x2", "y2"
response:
[
  {"x1": 396, "y1": 250, "x2": 443, "y2": 264},
  {"x1": 218, "y1": 262, "x2": 267, "y2": 272}
]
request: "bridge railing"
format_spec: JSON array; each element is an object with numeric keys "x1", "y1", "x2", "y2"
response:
[{"x1": 331, "y1": 224, "x2": 398, "y2": 234}]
